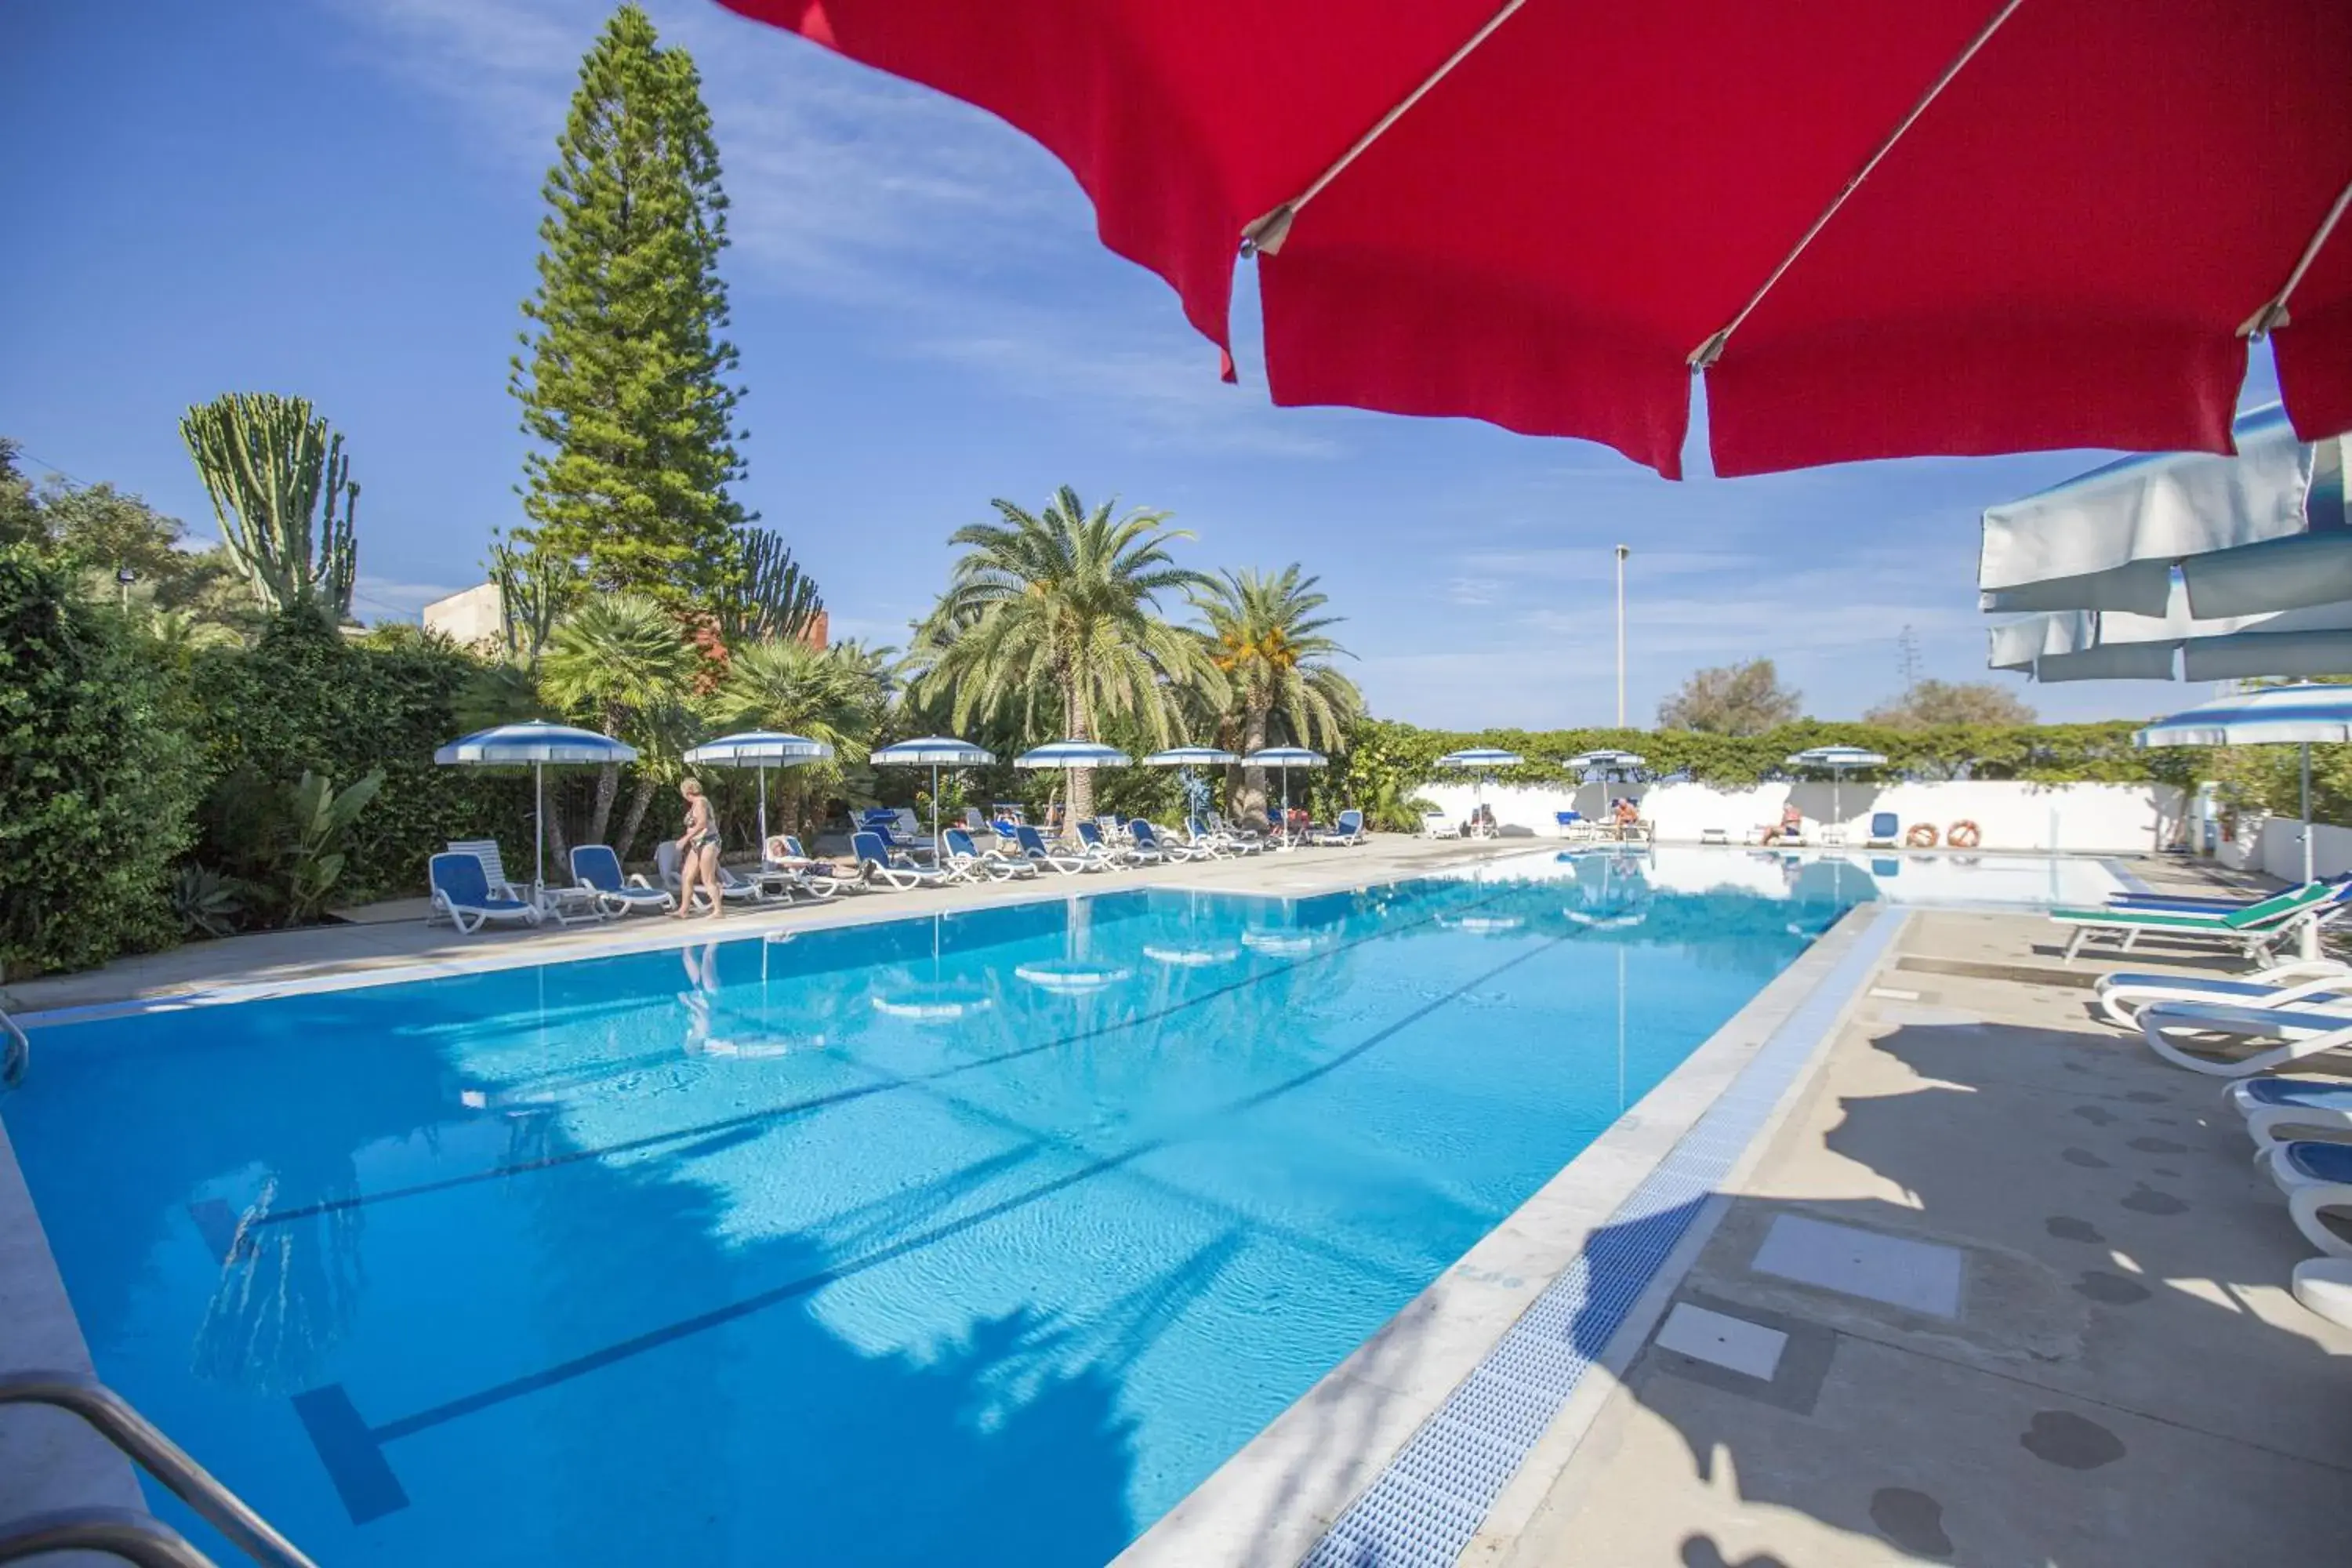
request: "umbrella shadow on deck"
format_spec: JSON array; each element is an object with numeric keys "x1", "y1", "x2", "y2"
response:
[{"x1": 1556, "y1": 1013, "x2": 2352, "y2": 1566}]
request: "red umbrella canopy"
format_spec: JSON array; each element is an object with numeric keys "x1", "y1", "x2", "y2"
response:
[{"x1": 723, "y1": 2, "x2": 2352, "y2": 480}]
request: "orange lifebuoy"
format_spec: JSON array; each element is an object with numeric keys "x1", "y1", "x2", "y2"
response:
[
  {"x1": 1904, "y1": 823, "x2": 1940, "y2": 848},
  {"x1": 1947, "y1": 820, "x2": 1982, "y2": 849}
]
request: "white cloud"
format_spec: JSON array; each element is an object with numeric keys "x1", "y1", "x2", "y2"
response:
[{"x1": 328, "y1": 0, "x2": 1310, "y2": 458}]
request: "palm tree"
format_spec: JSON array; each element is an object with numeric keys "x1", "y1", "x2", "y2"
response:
[
  {"x1": 714, "y1": 638, "x2": 887, "y2": 842},
  {"x1": 1192, "y1": 566, "x2": 1362, "y2": 826},
  {"x1": 540, "y1": 593, "x2": 696, "y2": 852},
  {"x1": 920, "y1": 486, "x2": 1220, "y2": 822}
]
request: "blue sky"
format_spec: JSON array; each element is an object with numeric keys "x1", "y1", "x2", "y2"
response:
[{"x1": 2, "y1": 0, "x2": 2274, "y2": 726}]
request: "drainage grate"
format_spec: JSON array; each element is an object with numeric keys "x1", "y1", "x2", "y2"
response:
[{"x1": 1299, "y1": 909, "x2": 1908, "y2": 1568}]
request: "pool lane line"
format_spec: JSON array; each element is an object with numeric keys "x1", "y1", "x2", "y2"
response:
[
  {"x1": 292, "y1": 931, "x2": 1583, "y2": 1524},
  {"x1": 234, "y1": 884, "x2": 1537, "y2": 1240}
]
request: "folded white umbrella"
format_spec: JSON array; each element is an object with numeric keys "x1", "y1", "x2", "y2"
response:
[{"x1": 1980, "y1": 406, "x2": 2347, "y2": 618}]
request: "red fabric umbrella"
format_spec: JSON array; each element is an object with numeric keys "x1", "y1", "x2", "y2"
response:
[{"x1": 722, "y1": 1, "x2": 2352, "y2": 480}]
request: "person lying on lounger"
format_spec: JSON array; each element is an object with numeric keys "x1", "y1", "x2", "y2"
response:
[{"x1": 1762, "y1": 802, "x2": 1803, "y2": 844}]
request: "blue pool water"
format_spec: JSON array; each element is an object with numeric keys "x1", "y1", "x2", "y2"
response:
[{"x1": 8, "y1": 855, "x2": 1861, "y2": 1565}]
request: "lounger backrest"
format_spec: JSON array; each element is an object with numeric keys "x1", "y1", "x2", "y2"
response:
[
  {"x1": 572, "y1": 844, "x2": 622, "y2": 891},
  {"x1": 654, "y1": 840, "x2": 684, "y2": 885},
  {"x1": 1077, "y1": 821, "x2": 1105, "y2": 849},
  {"x1": 449, "y1": 838, "x2": 510, "y2": 891},
  {"x1": 1016, "y1": 824, "x2": 1052, "y2": 858},
  {"x1": 785, "y1": 836, "x2": 809, "y2": 860},
  {"x1": 945, "y1": 828, "x2": 977, "y2": 858},
  {"x1": 431, "y1": 851, "x2": 492, "y2": 907},
  {"x1": 1131, "y1": 820, "x2": 1161, "y2": 849},
  {"x1": 2224, "y1": 881, "x2": 2332, "y2": 927},
  {"x1": 851, "y1": 831, "x2": 891, "y2": 868},
  {"x1": 964, "y1": 807, "x2": 986, "y2": 829},
  {"x1": 1870, "y1": 812, "x2": 1899, "y2": 837},
  {"x1": 1338, "y1": 810, "x2": 1363, "y2": 834}
]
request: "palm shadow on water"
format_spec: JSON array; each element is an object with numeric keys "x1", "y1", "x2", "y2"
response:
[{"x1": 1548, "y1": 1014, "x2": 2352, "y2": 1566}]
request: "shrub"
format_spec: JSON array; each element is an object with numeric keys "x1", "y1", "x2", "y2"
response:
[
  {"x1": 187, "y1": 614, "x2": 529, "y2": 902},
  {"x1": 0, "y1": 546, "x2": 201, "y2": 977}
]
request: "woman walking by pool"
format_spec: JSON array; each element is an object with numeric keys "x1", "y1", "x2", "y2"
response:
[{"x1": 676, "y1": 778, "x2": 724, "y2": 919}]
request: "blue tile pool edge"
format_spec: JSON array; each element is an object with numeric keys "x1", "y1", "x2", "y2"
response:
[{"x1": 1115, "y1": 903, "x2": 1911, "y2": 1568}]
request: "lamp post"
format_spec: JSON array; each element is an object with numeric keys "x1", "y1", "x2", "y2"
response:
[
  {"x1": 1613, "y1": 544, "x2": 1629, "y2": 728},
  {"x1": 115, "y1": 566, "x2": 136, "y2": 611}
]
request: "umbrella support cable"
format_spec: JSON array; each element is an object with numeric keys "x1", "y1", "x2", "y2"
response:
[
  {"x1": 2241, "y1": 176, "x2": 2352, "y2": 339},
  {"x1": 1687, "y1": 0, "x2": 2027, "y2": 370},
  {"x1": 1240, "y1": 0, "x2": 1534, "y2": 256}
]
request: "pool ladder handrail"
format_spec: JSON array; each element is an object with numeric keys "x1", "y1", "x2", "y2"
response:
[
  {"x1": 0, "y1": 999, "x2": 24, "y2": 1089},
  {"x1": 0, "y1": 1372, "x2": 318, "y2": 1568}
]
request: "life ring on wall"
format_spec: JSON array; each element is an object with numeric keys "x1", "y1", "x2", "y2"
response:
[
  {"x1": 1947, "y1": 820, "x2": 1982, "y2": 849},
  {"x1": 1904, "y1": 823, "x2": 1940, "y2": 848}
]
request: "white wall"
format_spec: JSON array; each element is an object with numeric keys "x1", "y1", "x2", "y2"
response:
[
  {"x1": 1414, "y1": 779, "x2": 2183, "y2": 855},
  {"x1": 2216, "y1": 815, "x2": 2352, "y2": 883}
]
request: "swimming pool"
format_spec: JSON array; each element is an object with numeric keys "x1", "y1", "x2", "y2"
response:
[{"x1": 2, "y1": 857, "x2": 2023, "y2": 1564}]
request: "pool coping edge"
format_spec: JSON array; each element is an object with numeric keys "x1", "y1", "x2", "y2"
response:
[{"x1": 1112, "y1": 902, "x2": 1906, "y2": 1568}]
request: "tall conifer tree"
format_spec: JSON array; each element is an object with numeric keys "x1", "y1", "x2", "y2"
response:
[{"x1": 511, "y1": 5, "x2": 748, "y2": 615}]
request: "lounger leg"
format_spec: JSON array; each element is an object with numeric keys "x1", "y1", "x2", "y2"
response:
[
  {"x1": 2063, "y1": 927, "x2": 2087, "y2": 963},
  {"x1": 2288, "y1": 1185, "x2": 2352, "y2": 1260}
]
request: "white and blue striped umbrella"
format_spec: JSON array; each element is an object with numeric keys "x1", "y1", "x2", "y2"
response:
[
  {"x1": 434, "y1": 720, "x2": 637, "y2": 766},
  {"x1": 685, "y1": 731, "x2": 837, "y2": 847},
  {"x1": 1141, "y1": 746, "x2": 1240, "y2": 765},
  {"x1": 1014, "y1": 740, "x2": 1132, "y2": 768},
  {"x1": 2139, "y1": 684, "x2": 2352, "y2": 893},
  {"x1": 685, "y1": 731, "x2": 835, "y2": 766},
  {"x1": 2135, "y1": 684, "x2": 2352, "y2": 748},
  {"x1": 1564, "y1": 750, "x2": 1646, "y2": 773},
  {"x1": 870, "y1": 736, "x2": 996, "y2": 767},
  {"x1": 871, "y1": 736, "x2": 996, "y2": 851},
  {"x1": 434, "y1": 721, "x2": 637, "y2": 894},
  {"x1": 1784, "y1": 746, "x2": 1888, "y2": 771},
  {"x1": 1436, "y1": 746, "x2": 1519, "y2": 822},
  {"x1": 1784, "y1": 746, "x2": 1888, "y2": 837}
]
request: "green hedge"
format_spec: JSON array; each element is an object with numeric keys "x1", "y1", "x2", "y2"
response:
[
  {"x1": 0, "y1": 547, "x2": 201, "y2": 977},
  {"x1": 187, "y1": 615, "x2": 530, "y2": 902}
]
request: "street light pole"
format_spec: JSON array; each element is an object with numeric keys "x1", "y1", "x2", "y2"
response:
[{"x1": 1613, "y1": 544, "x2": 1629, "y2": 728}]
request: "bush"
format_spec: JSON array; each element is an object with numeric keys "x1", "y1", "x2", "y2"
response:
[
  {"x1": 187, "y1": 614, "x2": 529, "y2": 902},
  {"x1": 0, "y1": 546, "x2": 201, "y2": 977}
]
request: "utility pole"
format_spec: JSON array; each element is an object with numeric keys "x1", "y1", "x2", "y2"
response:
[
  {"x1": 1614, "y1": 544, "x2": 1630, "y2": 729},
  {"x1": 1897, "y1": 624, "x2": 1922, "y2": 691}
]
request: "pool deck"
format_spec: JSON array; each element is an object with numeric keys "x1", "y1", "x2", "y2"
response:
[
  {"x1": 8, "y1": 844, "x2": 2348, "y2": 1564},
  {"x1": 1467, "y1": 862, "x2": 2352, "y2": 1566}
]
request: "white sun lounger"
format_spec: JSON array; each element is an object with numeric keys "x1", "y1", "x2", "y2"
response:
[
  {"x1": 2092, "y1": 957, "x2": 2351, "y2": 1029},
  {"x1": 2261, "y1": 1139, "x2": 2352, "y2": 1260},
  {"x1": 2228, "y1": 1076, "x2": 2352, "y2": 1154},
  {"x1": 2138, "y1": 996, "x2": 2352, "y2": 1078}
]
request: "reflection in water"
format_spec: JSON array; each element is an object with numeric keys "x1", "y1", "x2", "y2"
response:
[{"x1": 192, "y1": 1174, "x2": 365, "y2": 1396}]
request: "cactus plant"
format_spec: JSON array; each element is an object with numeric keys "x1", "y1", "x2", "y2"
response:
[{"x1": 179, "y1": 394, "x2": 359, "y2": 619}]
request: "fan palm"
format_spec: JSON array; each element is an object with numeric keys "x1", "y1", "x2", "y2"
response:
[
  {"x1": 1192, "y1": 566, "x2": 1362, "y2": 826},
  {"x1": 539, "y1": 593, "x2": 696, "y2": 850},
  {"x1": 714, "y1": 638, "x2": 888, "y2": 842},
  {"x1": 920, "y1": 486, "x2": 1220, "y2": 821}
]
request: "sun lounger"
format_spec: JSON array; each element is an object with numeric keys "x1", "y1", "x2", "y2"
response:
[
  {"x1": 1131, "y1": 819, "x2": 1208, "y2": 863},
  {"x1": 655, "y1": 840, "x2": 767, "y2": 911},
  {"x1": 2260, "y1": 1139, "x2": 2352, "y2": 1260},
  {"x1": 2053, "y1": 880, "x2": 2344, "y2": 963},
  {"x1": 2110, "y1": 874, "x2": 2350, "y2": 913},
  {"x1": 2092, "y1": 957, "x2": 2351, "y2": 1028},
  {"x1": 571, "y1": 844, "x2": 674, "y2": 917},
  {"x1": 2138, "y1": 996, "x2": 2352, "y2": 1077},
  {"x1": 1420, "y1": 809, "x2": 1457, "y2": 840},
  {"x1": 942, "y1": 826, "x2": 1034, "y2": 883},
  {"x1": 430, "y1": 851, "x2": 543, "y2": 935},
  {"x1": 1076, "y1": 820, "x2": 1140, "y2": 866},
  {"x1": 1311, "y1": 808, "x2": 1367, "y2": 846},
  {"x1": 852, "y1": 829, "x2": 946, "y2": 890},
  {"x1": 2228, "y1": 1076, "x2": 2352, "y2": 1153},
  {"x1": 1014, "y1": 823, "x2": 1102, "y2": 875}
]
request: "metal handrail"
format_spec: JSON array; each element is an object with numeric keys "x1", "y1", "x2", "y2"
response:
[
  {"x1": 0, "y1": 1374, "x2": 316, "y2": 1568},
  {"x1": 0, "y1": 1000, "x2": 24, "y2": 1089},
  {"x1": 0, "y1": 1505, "x2": 216, "y2": 1567}
]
